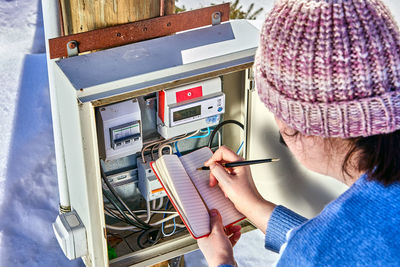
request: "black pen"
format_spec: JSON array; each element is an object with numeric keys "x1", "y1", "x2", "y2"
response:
[{"x1": 196, "y1": 158, "x2": 280, "y2": 170}]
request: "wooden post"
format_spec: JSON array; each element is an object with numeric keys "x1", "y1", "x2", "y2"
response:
[{"x1": 59, "y1": 0, "x2": 175, "y2": 35}]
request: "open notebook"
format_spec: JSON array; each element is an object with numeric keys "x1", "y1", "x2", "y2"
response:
[{"x1": 150, "y1": 147, "x2": 244, "y2": 239}]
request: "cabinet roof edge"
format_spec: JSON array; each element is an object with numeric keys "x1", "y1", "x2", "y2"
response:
[{"x1": 56, "y1": 20, "x2": 260, "y2": 103}]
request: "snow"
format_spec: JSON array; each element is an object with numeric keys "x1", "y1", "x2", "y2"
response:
[{"x1": 1, "y1": 0, "x2": 399, "y2": 266}]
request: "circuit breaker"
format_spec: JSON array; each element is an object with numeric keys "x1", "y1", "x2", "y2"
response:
[
  {"x1": 98, "y1": 99, "x2": 143, "y2": 161},
  {"x1": 137, "y1": 156, "x2": 166, "y2": 201}
]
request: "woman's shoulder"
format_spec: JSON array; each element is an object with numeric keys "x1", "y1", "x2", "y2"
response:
[{"x1": 277, "y1": 175, "x2": 400, "y2": 266}]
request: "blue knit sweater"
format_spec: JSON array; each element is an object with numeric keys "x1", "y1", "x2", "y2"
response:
[{"x1": 220, "y1": 174, "x2": 400, "y2": 266}]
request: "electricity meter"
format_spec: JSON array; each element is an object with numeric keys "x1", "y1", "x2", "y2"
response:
[{"x1": 157, "y1": 78, "x2": 225, "y2": 138}]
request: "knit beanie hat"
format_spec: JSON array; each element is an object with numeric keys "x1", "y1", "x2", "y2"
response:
[{"x1": 255, "y1": 0, "x2": 400, "y2": 138}]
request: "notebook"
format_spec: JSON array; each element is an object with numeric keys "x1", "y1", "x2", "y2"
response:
[{"x1": 150, "y1": 147, "x2": 245, "y2": 239}]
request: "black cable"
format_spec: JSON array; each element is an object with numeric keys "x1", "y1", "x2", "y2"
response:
[
  {"x1": 207, "y1": 120, "x2": 245, "y2": 148},
  {"x1": 104, "y1": 205, "x2": 130, "y2": 224},
  {"x1": 100, "y1": 163, "x2": 153, "y2": 229},
  {"x1": 103, "y1": 189, "x2": 146, "y2": 229},
  {"x1": 137, "y1": 228, "x2": 162, "y2": 249}
]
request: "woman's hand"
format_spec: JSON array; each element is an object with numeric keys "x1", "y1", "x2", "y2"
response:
[
  {"x1": 197, "y1": 209, "x2": 241, "y2": 267},
  {"x1": 205, "y1": 146, "x2": 264, "y2": 215},
  {"x1": 205, "y1": 146, "x2": 276, "y2": 233}
]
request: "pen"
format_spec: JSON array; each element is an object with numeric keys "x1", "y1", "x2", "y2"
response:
[{"x1": 196, "y1": 158, "x2": 280, "y2": 170}]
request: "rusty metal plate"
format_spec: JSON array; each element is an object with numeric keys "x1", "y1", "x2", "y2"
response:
[{"x1": 49, "y1": 3, "x2": 230, "y2": 59}]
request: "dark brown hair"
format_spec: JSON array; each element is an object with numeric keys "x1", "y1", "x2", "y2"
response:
[
  {"x1": 280, "y1": 129, "x2": 400, "y2": 185},
  {"x1": 344, "y1": 130, "x2": 400, "y2": 186}
]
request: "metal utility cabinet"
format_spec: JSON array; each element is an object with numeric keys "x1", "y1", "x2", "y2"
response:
[{"x1": 42, "y1": 2, "x2": 347, "y2": 266}]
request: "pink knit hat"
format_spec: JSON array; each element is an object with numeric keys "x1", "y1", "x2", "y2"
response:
[{"x1": 255, "y1": 0, "x2": 400, "y2": 138}]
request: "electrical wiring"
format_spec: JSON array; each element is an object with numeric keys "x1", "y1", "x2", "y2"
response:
[
  {"x1": 186, "y1": 127, "x2": 211, "y2": 139},
  {"x1": 156, "y1": 197, "x2": 164, "y2": 210},
  {"x1": 159, "y1": 144, "x2": 173, "y2": 156},
  {"x1": 103, "y1": 189, "x2": 146, "y2": 229},
  {"x1": 174, "y1": 141, "x2": 182, "y2": 157},
  {"x1": 105, "y1": 214, "x2": 180, "y2": 230},
  {"x1": 141, "y1": 139, "x2": 166, "y2": 162},
  {"x1": 150, "y1": 143, "x2": 160, "y2": 161},
  {"x1": 174, "y1": 127, "x2": 210, "y2": 156},
  {"x1": 141, "y1": 133, "x2": 189, "y2": 163},
  {"x1": 158, "y1": 130, "x2": 200, "y2": 158},
  {"x1": 104, "y1": 209, "x2": 156, "y2": 227},
  {"x1": 104, "y1": 206, "x2": 130, "y2": 224},
  {"x1": 162, "y1": 223, "x2": 176, "y2": 237},
  {"x1": 162, "y1": 200, "x2": 176, "y2": 237},
  {"x1": 106, "y1": 223, "x2": 185, "y2": 231},
  {"x1": 145, "y1": 200, "x2": 151, "y2": 223},
  {"x1": 152, "y1": 214, "x2": 179, "y2": 225},
  {"x1": 207, "y1": 120, "x2": 245, "y2": 148},
  {"x1": 101, "y1": 165, "x2": 152, "y2": 229},
  {"x1": 137, "y1": 228, "x2": 162, "y2": 249},
  {"x1": 236, "y1": 141, "x2": 244, "y2": 155},
  {"x1": 104, "y1": 206, "x2": 178, "y2": 215},
  {"x1": 104, "y1": 210, "x2": 179, "y2": 227}
]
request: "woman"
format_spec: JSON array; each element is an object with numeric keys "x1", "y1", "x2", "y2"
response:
[{"x1": 197, "y1": 0, "x2": 400, "y2": 266}]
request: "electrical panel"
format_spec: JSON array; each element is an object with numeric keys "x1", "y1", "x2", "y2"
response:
[
  {"x1": 157, "y1": 78, "x2": 225, "y2": 139},
  {"x1": 137, "y1": 156, "x2": 167, "y2": 201},
  {"x1": 98, "y1": 99, "x2": 143, "y2": 161},
  {"x1": 46, "y1": 16, "x2": 264, "y2": 266}
]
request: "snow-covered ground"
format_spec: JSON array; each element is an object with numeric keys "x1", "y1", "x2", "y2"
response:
[{"x1": 1, "y1": 0, "x2": 400, "y2": 266}]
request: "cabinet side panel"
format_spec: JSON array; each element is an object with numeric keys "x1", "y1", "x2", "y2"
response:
[
  {"x1": 79, "y1": 103, "x2": 108, "y2": 266},
  {"x1": 53, "y1": 65, "x2": 107, "y2": 266},
  {"x1": 222, "y1": 71, "x2": 246, "y2": 152}
]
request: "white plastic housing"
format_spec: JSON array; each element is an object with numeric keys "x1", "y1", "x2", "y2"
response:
[
  {"x1": 137, "y1": 156, "x2": 167, "y2": 201},
  {"x1": 53, "y1": 210, "x2": 88, "y2": 260},
  {"x1": 99, "y1": 99, "x2": 143, "y2": 161},
  {"x1": 157, "y1": 78, "x2": 224, "y2": 139}
]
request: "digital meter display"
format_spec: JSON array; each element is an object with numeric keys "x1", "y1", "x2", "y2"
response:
[{"x1": 173, "y1": 105, "x2": 201, "y2": 122}]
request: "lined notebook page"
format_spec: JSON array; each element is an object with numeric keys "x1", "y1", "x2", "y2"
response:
[
  {"x1": 157, "y1": 155, "x2": 210, "y2": 237},
  {"x1": 180, "y1": 147, "x2": 243, "y2": 227}
]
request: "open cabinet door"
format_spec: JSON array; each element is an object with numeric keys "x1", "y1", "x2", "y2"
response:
[{"x1": 245, "y1": 78, "x2": 347, "y2": 218}]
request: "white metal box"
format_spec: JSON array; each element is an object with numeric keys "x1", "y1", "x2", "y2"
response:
[{"x1": 43, "y1": 11, "x2": 347, "y2": 266}]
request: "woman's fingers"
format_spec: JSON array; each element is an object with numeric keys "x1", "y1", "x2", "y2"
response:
[
  {"x1": 209, "y1": 163, "x2": 231, "y2": 187},
  {"x1": 204, "y1": 146, "x2": 244, "y2": 166},
  {"x1": 225, "y1": 225, "x2": 241, "y2": 236},
  {"x1": 229, "y1": 231, "x2": 241, "y2": 247},
  {"x1": 225, "y1": 225, "x2": 241, "y2": 247},
  {"x1": 209, "y1": 173, "x2": 218, "y2": 187},
  {"x1": 209, "y1": 209, "x2": 224, "y2": 234}
]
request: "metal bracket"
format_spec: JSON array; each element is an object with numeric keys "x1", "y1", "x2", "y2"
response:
[
  {"x1": 66, "y1": 41, "x2": 79, "y2": 57},
  {"x1": 59, "y1": 204, "x2": 72, "y2": 213},
  {"x1": 49, "y1": 3, "x2": 230, "y2": 59},
  {"x1": 212, "y1": 11, "x2": 221, "y2": 25}
]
